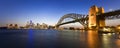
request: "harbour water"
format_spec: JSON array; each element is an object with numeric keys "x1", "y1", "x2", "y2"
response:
[{"x1": 0, "y1": 29, "x2": 120, "y2": 48}]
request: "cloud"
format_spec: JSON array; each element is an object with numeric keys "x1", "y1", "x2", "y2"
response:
[{"x1": 108, "y1": 9, "x2": 113, "y2": 11}]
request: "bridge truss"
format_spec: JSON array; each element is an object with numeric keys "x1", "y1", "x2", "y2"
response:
[
  {"x1": 56, "y1": 9, "x2": 120, "y2": 29},
  {"x1": 56, "y1": 13, "x2": 88, "y2": 28},
  {"x1": 98, "y1": 9, "x2": 120, "y2": 19}
]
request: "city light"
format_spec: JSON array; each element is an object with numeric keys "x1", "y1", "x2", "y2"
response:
[{"x1": 117, "y1": 26, "x2": 120, "y2": 29}]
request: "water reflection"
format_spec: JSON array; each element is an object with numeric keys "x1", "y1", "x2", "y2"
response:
[
  {"x1": 87, "y1": 30, "x2": 99, "y2": 48},
  {"x1": 116, "y1": 39, "x2": 120, "y2": 47},
  {"x1": 0, "y1": 29, "x2": 120, "y2": 48},
  {"x1": 86, "y1": 30, "x2": 120, "y2": 48},
  {"x1": 101, "y1": 33, "x2": 112, "y2": 48},
  {"x1": 27, "y1": 29, "x2": 33, "y2": 48}
]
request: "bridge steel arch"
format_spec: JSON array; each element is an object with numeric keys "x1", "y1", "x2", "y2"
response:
[{"x1": 56, "y1": 13, "x2": 88, "y2": 28}]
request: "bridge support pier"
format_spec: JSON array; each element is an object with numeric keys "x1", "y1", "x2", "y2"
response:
[{"x1": 88, "y1": 5, "x2": 105, "y2": 29}]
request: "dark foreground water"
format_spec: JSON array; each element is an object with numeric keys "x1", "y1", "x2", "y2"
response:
[{"x1": 0, "y1": 29, "x2": 120, "y2": 48}]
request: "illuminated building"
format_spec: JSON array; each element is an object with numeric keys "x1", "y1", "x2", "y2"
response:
[
  {"x1": 116, "y1": 25, "x2": 120, "y2": 32},
  {"x1": 35, "y1": 23, "x2": 41, "y2": 29},
  {"x1": 25, "y1": 20, "x2": 35, "y2": 29},
  {"x1": 117, "y1": 25, "x2": 120, "y2": 29},
  {"x1": 25, "y1": 20, "x2": 48, "y2": 29}
]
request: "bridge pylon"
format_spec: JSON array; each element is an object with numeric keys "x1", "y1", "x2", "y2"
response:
[{"x1": 88, "y1": 5, "x2": 105, "y2": 29}]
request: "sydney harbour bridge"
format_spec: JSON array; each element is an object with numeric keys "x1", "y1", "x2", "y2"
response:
[{"x1": 56, "y1": 5, "x2": 120, "y2": 29}]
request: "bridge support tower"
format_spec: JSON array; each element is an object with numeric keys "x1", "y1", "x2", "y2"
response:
[{"x1": 88, "y1": 5, "x2": 105, "y2": 29}]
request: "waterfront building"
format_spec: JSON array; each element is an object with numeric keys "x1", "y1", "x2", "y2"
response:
[
  {"x1": 69, "y1": 27, "x2": 75, "y2": 30},
  {"x1": 48, "y1": 25, "x2": 55, "y2": 29},
  {"x1": 25, "y1": 20, "x2": 35, "y2": 29},
  {"x1": 7, "y1": 24, "x2": 13, "y2": 29},
  {"x1": 14, "y1": 24, "x2": 18, "y2": 29},
  {"x1": 35, "y1": 23, "x2": 41, "y2": 29},
  {"x1": 41, "y1": 23, "x2": 48, "y2": 29},
  {"x1": 25, "y1": 21, "x2": 49, "y2": 29},
  {"x1": 116, "y1": 25, "x2": 120, "y2": 32},
  {"x1": 7, "y1": 24, "x2": 19, "y2": 29},
  {"x1": 117, "y1": 25, "x2": 120, "y2": 29}
]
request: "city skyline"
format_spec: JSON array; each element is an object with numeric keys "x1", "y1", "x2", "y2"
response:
[{"x1": 0, "y1": 0, "x2": 120, "y2": 27}]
